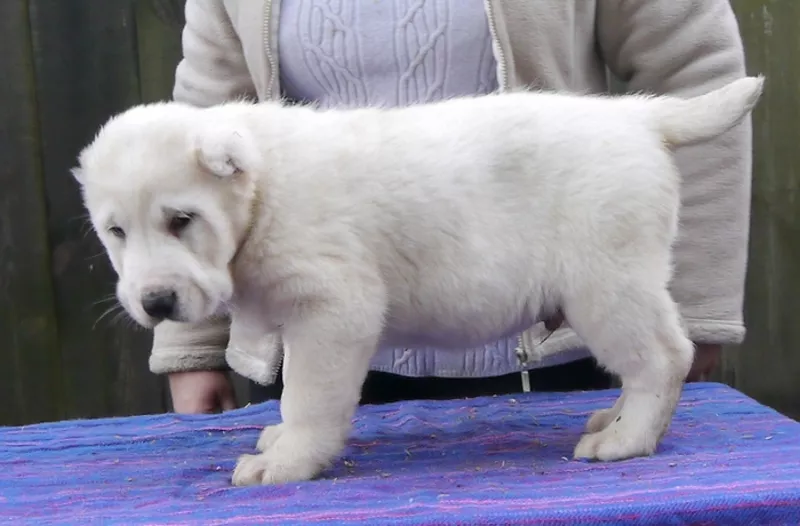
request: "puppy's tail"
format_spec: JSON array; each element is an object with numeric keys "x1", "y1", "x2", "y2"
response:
[{"x1": 650, "y1": 75, "x2": 764, "y2": 147}]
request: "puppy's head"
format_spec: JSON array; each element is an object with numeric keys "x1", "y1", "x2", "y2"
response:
[{"x1": 74, "y1": 102, "x2": 261, "y2": 328}]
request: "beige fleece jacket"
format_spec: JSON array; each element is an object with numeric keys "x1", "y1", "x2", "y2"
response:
[{"x1": 150, "y1": 0, "x2": 753, "y2": 384}]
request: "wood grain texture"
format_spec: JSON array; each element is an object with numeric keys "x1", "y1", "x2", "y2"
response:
[
  {"x1": 723, "y1": 1, "x2": 800, "y2": 420},
  {"x1": 0, "y1": 0, "x2": 63, "y2": 426},
  {"x1": 27, "y1": 0, "x2": 165, "y2": 421},
  {"x1": 136, "y1": 0, "x2": 184, "y2": 103}
]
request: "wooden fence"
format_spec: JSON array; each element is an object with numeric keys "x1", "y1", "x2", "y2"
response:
[{"x1": 0, "y1": 0, "x2": 797, "y2": 426}]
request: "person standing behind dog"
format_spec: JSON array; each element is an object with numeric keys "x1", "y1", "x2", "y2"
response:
[{"x1": 156, "y1": 0, "x2": 753, "y2": 414}]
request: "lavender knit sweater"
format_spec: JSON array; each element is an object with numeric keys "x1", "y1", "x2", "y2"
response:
[{"x1": 278, "y1": 0, "x2": 497, "y2": 108}]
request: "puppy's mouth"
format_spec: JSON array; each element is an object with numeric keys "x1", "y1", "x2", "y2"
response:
[
  {"x1": 133, "y1": 311, "x2": 185, "y2": 329},
  {"x1": 145, "y1": 311, "x2": 189, "y2": 326}
]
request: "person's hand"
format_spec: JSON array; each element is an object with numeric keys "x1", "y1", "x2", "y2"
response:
[
  {"x1": 686, "y1": 343, "x2": 722, "y2": 382},
  {"x1": 168, "y1": 370, "x2": 237, "y2": 414}
]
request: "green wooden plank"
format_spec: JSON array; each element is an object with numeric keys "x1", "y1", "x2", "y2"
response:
[
  {"x1": 136, "y1": 0, "x2": 185, "y2": 103},
  {"x1": 28, "y1": 0, "x2": 166, "y2": 419},
  {"x1": 727, "y1": 1, "x2": 800, "y2": 420},
  {"x1": 0, "y1": 0, "x2": 63, "y2": 426},
  {"x1": 148, "y1": 0, "x2": 186, "y2": 31}
]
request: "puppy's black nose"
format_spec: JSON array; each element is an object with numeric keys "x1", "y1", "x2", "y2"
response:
[{"x1": 141, "y1": 290, "x2": 178, "y2": 321}]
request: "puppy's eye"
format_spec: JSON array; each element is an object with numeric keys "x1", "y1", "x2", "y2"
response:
[
  {"x1": 168, "y1": 211, "x2": 195, "y2": 237},
  {"x1": 108, "y1": 226, "x2": 126, "y2": 239}
]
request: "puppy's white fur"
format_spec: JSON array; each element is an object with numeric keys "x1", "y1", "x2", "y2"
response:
[{"x1": 75, "y1": 77, "x2": 764, "y2": 486}]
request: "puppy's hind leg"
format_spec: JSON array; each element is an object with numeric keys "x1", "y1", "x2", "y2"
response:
[
  {"x1": 232, "y1": 297, "x2": 383, "y2": 486},
  {"x1": 565, "y1": 277, "x2": 693, "y2": 461}
]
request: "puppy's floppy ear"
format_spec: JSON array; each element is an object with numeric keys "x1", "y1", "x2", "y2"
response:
[{"x1": 193, "y1": 125, "x2": 262, "y2": 179}]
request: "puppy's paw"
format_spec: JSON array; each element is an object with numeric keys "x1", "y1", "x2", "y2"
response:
[
  {"x1": 573, "y1": 423, "x2": 657, "y2": 462},
  {"x1": 232, "y1": 453, "x2": 271, "y2": 486},
  {"x1": 585, "y1": 406, "x2": 621, "y2": 434},
  {"x1": 232, "y1": 426, "x2": 339, "y2": 486},
  {"x1": 256, "y1": 423, "x2": 285, "y2": 453},
  {"x1": 232, "y1": 450, "x2": 323, "y2": 486}
]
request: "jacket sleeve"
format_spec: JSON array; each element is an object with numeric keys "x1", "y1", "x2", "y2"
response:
[
  {"x1": 172, "y1": 0, "x2": 257, "y2": 106},
  {"x1": 596, "y1": 0, "x2": 753, "y2": 345},
  {"x1": 150, "y1": 0, "x2": 252, "y2": 375},
  {"x1": 150, "y1": 317, "x2": 231, "y2": 375}
]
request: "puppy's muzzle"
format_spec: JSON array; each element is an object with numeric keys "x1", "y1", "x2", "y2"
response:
[{"x1": 141, "y1": 289, "x2": 178, "y2": 321}]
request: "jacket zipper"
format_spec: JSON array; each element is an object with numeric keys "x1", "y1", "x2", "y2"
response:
[
  {"x1": 485, "y1": 1, "x2": 527, "y2": 379},
  {"x1": 263, "y1": 0, "x2": 278, "y2": 100},
  {"x1": 262, "y1": 1, "x2": 285, "y2": 383},
  {"x1": 269, "y1": 344, "x2": 285, "y2": 384},
  {"x1": 484, "y1": 0, "x2": 509, "y2": 91}
]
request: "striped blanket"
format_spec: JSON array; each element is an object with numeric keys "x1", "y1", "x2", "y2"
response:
[{"x1": 1, "y1": 383, "x2": 798, "y2": 525}]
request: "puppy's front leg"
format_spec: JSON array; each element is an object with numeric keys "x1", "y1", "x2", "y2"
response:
[{"x1": 232, "y1": 300, "x2": 382, "y2": 486}]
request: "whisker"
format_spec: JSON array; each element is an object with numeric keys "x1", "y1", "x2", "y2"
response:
[
  {"x1": 91, "y1": 294, "x2": 118, "y2": 307},
  {"x1": 115, "y1": 311, "x2": 146, "y2": 333},
  {"x1": 77, "y1": 216, "x2": 97, "y2": 240},
  {"x1": 69, "y1": 214, "x2": 93, "y2": 237},
  {"x1": 92, "y1": 304, "x2": 122, "y2": 330}
]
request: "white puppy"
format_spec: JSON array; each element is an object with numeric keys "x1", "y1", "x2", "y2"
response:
[{"x1": 74, "y1": 76, "x2": 763, "y2": 486}]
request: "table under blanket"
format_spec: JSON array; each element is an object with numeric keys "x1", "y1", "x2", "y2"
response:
[{"x1": 1, "y1": 383, "x2": 798, "y2": 525}]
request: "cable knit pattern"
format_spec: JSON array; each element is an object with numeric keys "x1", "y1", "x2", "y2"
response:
[{"x1": 279, "y1": 0, "x2": 498, "y2": 109}]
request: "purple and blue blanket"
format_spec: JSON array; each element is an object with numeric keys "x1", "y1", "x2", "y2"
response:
[{"x1": 1, "y1": 383, "x2": 799, "y2": 525}]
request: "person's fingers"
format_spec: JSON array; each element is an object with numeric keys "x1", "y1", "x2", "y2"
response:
[
  {"x1": 686, "y1": 344, "x2": 722, "y2": 382},
  {"x1": 171, "y1": 402, "x2": 191, "y2": 414},
  {"x1": 168, "y1": 371, "x2": 235, "y2": 413},
  {"x1": 173, "y1": 399, "x2": 215, "y2": 414},
  {"x1": 685, "y1": 370, "x2": 702, "y2": 383},
  {"x1": 220, "y1": 393, "x2": 238, "y2": 411}
]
